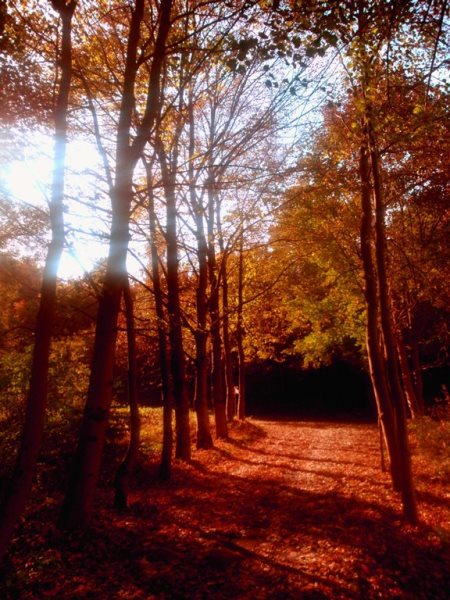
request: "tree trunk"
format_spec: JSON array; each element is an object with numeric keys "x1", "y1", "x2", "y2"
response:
[
  {"x1": 0, "y1": 0, "x2": 75, "y2": 564},
  {"x1": 216, "y1": 204, "x2": 236, "y2": 421},
  {"x1": 188, "y1": 97, "x2": 213, "y2": 449},
  {"x1": 396, "y1": 336, "x2": 423, "y2": 418},
  {"x1": 412, "y1": 345, "x2": 425, "y2": 412},
  {"x1": 59, "y1": 0, "x2": 173, "y2": 529},
  {"x1": 58, "y1": 198, "x2": 131, "y2": 530},
  {"x1": 237, "y1": 230, "x2": 246, "y2": 421},
  {"x1": 193, "y1": 328, "x2": 212, "y2": 448},
  {"x1": 207, "y1": 179, "x2": 228, "y2": 439},
  {"x1": 157, "y1": 140, "x2": 191, "y2": 460},
  {"x1": 359, "y1": 139, "x2": 401, "y2": 490},
  {"x1": 114, "y1": 281, "x2": 140, "y2": 509},
  {"x1": 378, "y1": 417, "x2": 386, "y2": 472},
  {"x1": 145, "y1": 159, "x2": 173, "y2": 479},
  {"x1": 222, "y1": 259, "x2": 236, "y2": 421},
  {"x1": 410, "y1": 335, "x2": 425, "y2": 413},
  {"x1": 368, "y1": 121, "x2": 418, "y2": 523}
]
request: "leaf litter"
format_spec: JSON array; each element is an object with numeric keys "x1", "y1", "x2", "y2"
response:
[{"x1": 1, "y1": 416, "x2": 449, "y2": 598}]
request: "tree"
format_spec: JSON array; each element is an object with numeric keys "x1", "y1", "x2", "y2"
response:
[
  {"x1": 0, "y1": 0, "x2": 77, "y2": 562},
  {"x1": 143, "y1": 159, "x2": 174, "y2": 478},
  {"x1": 0, "y1": 0, "x2": 54, "y2": 126},
  {"x1": 187, "y1": 90, "x2": 214, "y2": 448},
  {"x1": 236, "y1": 227, "x2": 246, "y2": 419},
  {"x1": 350, "y1": 0, "x2": 448, "y2": 523},
  {"x1": 141, "y1": 2, "x2": 300, "y2": 442},
  {"x1": 240, "y1": 0, "x2": 449, "y2": 523},
  {"x1": 59, "y1": 0, "x2": 173, "y2": 530},
  {"x1": 114, "y1": 280, "x2": 140, "y2": 510},
  {"x1": 155, "y1": 125, "x2": 192, "y2": 459}
]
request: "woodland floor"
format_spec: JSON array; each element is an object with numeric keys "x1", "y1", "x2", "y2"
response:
[{"x1": 1, "y1": 414, "x2": 449, "y2": 599}]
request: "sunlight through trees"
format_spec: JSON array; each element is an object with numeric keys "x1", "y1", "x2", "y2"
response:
[{"x1": 0, "y1": 1, "x2": 448, "y2": 593}]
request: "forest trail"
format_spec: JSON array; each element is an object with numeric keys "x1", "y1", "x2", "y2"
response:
[
  {"x1": 108, "y1": 419, "x2": 449, "y2": 599},
  {"x1": 3, "y1": 418, "x2": 450, "y2": 599}
]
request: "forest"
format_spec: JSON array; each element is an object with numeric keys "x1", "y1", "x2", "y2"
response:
[{"x1": 0, "y1": 0, "x2": 449, "y2": 597}]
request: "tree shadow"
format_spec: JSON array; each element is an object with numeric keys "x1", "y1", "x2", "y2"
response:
[
  {"x1": 120, "y1": 433, "x2": 450, "y2": 598},
  {"x1": 227, "y1": 435, "x2": 379, "y2": 470},
  {"x1": 210, "y1": 446, "x2": 385, "y2": 486},
  {"x1": 1, "y1": 419, "x2": 449, "y2": 600}
]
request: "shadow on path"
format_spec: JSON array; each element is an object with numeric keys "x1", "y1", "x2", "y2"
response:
[{"x1": 1, "y1": 418, "x2": 449, "y2": 599}]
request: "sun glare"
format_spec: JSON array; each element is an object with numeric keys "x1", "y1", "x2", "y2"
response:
[{"x1": 3, "y1": 136, "x2": 116, "y2": 280}]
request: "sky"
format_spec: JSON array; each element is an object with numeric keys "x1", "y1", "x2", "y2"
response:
[
  {"x1": 0, "y1": 50, "x2": 334, "y2": 283},
  {"x1": 2, "y1": 134, "x2": 143, "y2": 280}
]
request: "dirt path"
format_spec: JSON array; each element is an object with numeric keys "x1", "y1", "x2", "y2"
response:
[
  {"x1": 119, "y1": 419, "x2": 449, "y2": 599},
  {"x1": 3, "y1": 418, "x2": 450, "y2": 599}
]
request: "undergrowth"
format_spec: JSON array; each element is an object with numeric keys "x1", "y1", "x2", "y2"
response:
[{"x1": 410, "y1": 408, "x2": 450, "y2": 483}]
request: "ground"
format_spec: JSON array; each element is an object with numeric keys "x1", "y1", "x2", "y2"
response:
[{"x1": 1, "y1": 414, "x2": 449, "y2": 598}]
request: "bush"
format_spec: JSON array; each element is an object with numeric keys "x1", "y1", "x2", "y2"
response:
[{"x1": 410, "y1": 412, "x2": 450, "y2": 482}]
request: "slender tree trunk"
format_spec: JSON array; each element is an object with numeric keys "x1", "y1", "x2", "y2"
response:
[
  {"x1": 203, "y1": 98, "x2": 228, "y2": 439},
  {"x1": 59, "y1": 0, "x2": 173, "y2": 529},
  {"x1": 409, "y1": 324, "x2": 425, "y2": 413},
  {"x1": 396, "y1": 336, "x2": 423, "y2": 418},
  {"x1": 166, "y1": 193, "x2": 191, "y2": 459},
  {"x1": 222, "y1": 258, "x2": 236, "y2": 421},
  {"x1": 207, "y1": 180, "x2": 228, "y2": 439},
  {"x1": 59, "y1": 1, "x2": 142, "y2": 530},
  {"x1": 411, "y1": 332, "x2": 425, "y2": 414},
  {"x1": 368, "y1": 122, "x2": 418, "y2": 523},
  {"x1": 114, "y1": 281, "x2": 140, "y2": 509},
  {"x1": 58, "y1": 188, "x2": 131, "y2": 529},
  {"x1": 145, "y1": 160, "x2": 173, "y2": 479},
  {"x1": 359, "y1": 139, "x2": 401, "y2": 490},
  {"x1": 193, "y1": 326, "x2": 212, "y2": 448},
  {"x1": 216, "y1": 204, "x2": 236, "y2": 421},
  {"x1": 0, "y1": 0, "x2": 75, "y2": 564},
  {"x1": 188, "y1": 98, "x2": 213, "y2": 449},
  {"x1": 378, "y1": 417, "x2": 386, "y2": 472},
  {"x1": 157, "y1": 141, "x2": 191, "y2": 460},
  {"x1": 237, "y1": 230, "x2": 246, "y2": 420}
]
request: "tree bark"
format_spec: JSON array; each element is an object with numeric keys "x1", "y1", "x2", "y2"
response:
[
  {"x1": 156, "y1": 138, "x2": 191, "y2": 460},
  {"x1": 207, "y1": 178, "x2": 228, "y2": 439},
  {"x1": 237, "y1": 230, "x2": 246, "y2": 420},
  {"x1": 222, "y1": 255, "x2": 236, "y2": 421},
  {"x1": 59, "y1": 0, "x2": 173, "y2": 529},
  {"x1": 216, "y1": 204, "x2": 236, "y2": 421},
  {"x1": 368, "y1": 120, "x2": 418, "y2": 523},
  {"x1": 407, "y1": 305, "x2": 425, "y2": 414},
  {"x1": 359, "y1": 138, "x2": 401, "y2": 490},
  {"x1": 188, "y1": 98, "x2": 213, "y2": 449},
  {"x1": 145, "y1": 159, "x2": 173, "y2": 479},
  {"x1": 396, "y1": 335, "x2": 423, "y2": 418},
  {"x1": 114, "y1": 281, "x2": 140, "y2": 509},
  {"x1": 0, "y1": 0, "x2": 75, "y2": 564},
  {"x1": 410, "y1": 337, "x2": 425, "y2": 412}
]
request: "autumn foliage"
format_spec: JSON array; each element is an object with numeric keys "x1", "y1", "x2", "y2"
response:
[{"x1": 0, "y1": 0, "x2": 449, "y2": 596}]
